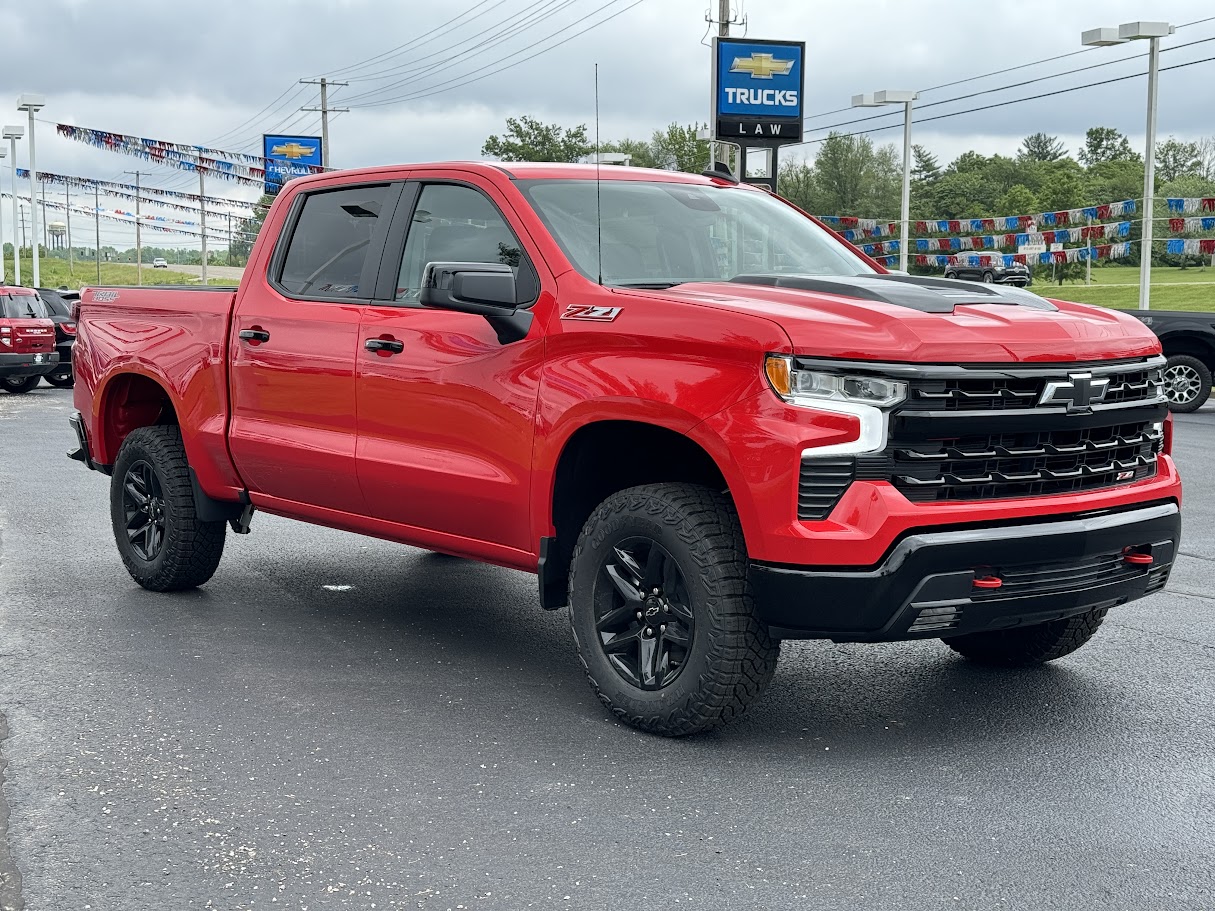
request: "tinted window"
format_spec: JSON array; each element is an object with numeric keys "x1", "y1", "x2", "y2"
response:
[
  {"x1": 1, "y1": 294, "x2": 48, "y2": 319},
  {"x1": 278, "y1": 184, "x2": 391, "y2": 298},
  {"x1": 397, "y1": 184, "x2": 529, "y2": 302},
  {"x1": 38, "y1": 290, "x2": 69, "y2": 316}
]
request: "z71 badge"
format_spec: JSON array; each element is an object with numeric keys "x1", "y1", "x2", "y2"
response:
[{"x1": 562, "y1": 305, "x2": 622, "y2": 322}]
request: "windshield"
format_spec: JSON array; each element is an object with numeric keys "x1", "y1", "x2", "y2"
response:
[
  {"x1": 517, "y1": 178, "x2": 874, "y2": 287},
  {"x1": 37, "y1": 290, "x2": 69, "y2": 316}
]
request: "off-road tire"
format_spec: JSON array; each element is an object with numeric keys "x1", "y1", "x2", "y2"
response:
[
  {"x1": 944, "y1": 607, "x2": 1108, "y2": 667},
  {"x1": 1164, "y1": 354, "x2": 1211, "y2": 413},
  {"x1": 44, "y1": 371, "x2": 74, "y2": 388},
  {"x1": 568, "y1": 483, "x2": 780, "y2": 736},
  {"x1": 1, "y1": 376, "x2": 40, "y2": 394},
  {"x1": 111, "y1": 425, "x2": 226, "y2": 591}
]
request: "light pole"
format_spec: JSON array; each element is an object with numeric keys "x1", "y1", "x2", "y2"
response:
[
  {"x1": 3, "y1": 124, "x2": 23, "y2": 285},
  {"x1": 1082, "y1": 21, "x2": 1174, "y2": 310},
  {"x1": 0, "y1": 146, "x2": 6, "y2": 284},
  {"x1": 16, "y1": 95, "x2": 44, "y2": 288},
  {"x1": 852, "y1": 90, "x2": 917, "y2": 273}
]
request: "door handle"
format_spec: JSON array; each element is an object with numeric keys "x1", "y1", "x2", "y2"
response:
[
  {"x1": 239, "y1": 328, "x2": 271, "y2": 343},
  {"x1": 365, "y1": 337, "x2": 405, "y2": 355}
]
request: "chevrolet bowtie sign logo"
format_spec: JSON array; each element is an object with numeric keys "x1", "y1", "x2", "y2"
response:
[
  {"x1": 730, "y1": 53, "x2": 794, "y2": 79},
  {"x1": 271, "y1": 142, "x2": 317, "y2": 160},
  {"x1": 1040, "y1": 372, "x2": 1111, "y2": 412}
]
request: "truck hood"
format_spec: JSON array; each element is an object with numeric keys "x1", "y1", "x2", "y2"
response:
[{"x1": 659, "y1": 274, "x2": 1159, "y2": 363}]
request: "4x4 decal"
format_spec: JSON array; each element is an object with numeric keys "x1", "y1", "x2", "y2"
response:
[{"x1": 561, "y1": 304, "x2": 622, "y2": 322}]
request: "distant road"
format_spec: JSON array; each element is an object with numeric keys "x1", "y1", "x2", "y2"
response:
[{"x1": 171, "y1": 263, "x2": 246, "y2": 282}]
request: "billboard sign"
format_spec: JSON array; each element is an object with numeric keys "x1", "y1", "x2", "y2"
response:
[
  {"x1": 712, "y1": 37, "x2": 805, "y2": 143},
  {"x1": 263, "y1": 134, "x2": 323, "y2": 194}
]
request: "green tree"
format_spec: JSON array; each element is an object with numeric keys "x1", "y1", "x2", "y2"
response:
[
  {"x1": 1018, "y1": 132, "x2": 1068, "y2": 162},
  {"x1": 1155, "y1": 136, "x2": 1202, "y2": 183},
  {"x1": 1079, "y1": 127, "x2": 1140, "y2": 165},
  {"x1": 995, "y1": 185, "x2": 1038, "y2": 218},
  {"x1": 230, "y1": 194, "x2": 274, "y2": 264},
  {"x1": 812, "y1": 133, "x2": 900, "y2": 217},
  {"x1": 1083, "y1": 159, "x2": 1144, "y2": 207},
  {"x1": 649, "y1": 123, "x2": 710, "y2": 173},
  {"x1": 599, "y1": 137, "x2": 661, "y2": 169},
  {"x1": 777, "y1": 161, "x2": 817, "y2": 213},
  {"x1": 481, "y1": 116, "x2": 591, "y2": 162},
  {"x1": 911, "y1": 145, "x2": 941, "y2": 183}
]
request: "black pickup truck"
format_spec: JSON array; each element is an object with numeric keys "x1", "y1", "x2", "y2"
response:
[{"x1": 1130, "y1": 310, "x2": 1215, "y2": 412}]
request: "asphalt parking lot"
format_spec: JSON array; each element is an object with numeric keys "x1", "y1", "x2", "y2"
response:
[{"x1": 1, "y1": 387, "x2": 1212, "y2": 911}]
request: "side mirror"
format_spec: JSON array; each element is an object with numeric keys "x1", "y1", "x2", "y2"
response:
[{"x1": 418, "y1": 261, "x2": 533, "y2": 344}]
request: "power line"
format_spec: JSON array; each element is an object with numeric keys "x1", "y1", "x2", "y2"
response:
[
  {"x1": 804, "y1": 14, "x2": 1215, "y2": 122},
  {"x1": 805, "y1": 34, "x2": 1215, "y2": 136},
  {"x1": 205, "y1": 83, "x2": 307, "y2": 146},
  {"x1": 347, "y1": 0, "x2": 647, "y2": 108},
  {"x1": 794, "y1": 54, "x2": 1215, "y2": 148}
]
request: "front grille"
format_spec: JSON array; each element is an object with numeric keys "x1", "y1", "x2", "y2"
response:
[
  {"x1": 901, "y1": 362, "x2": 1164, "y2": 412},
  {"x1": 970, "y1": 550, "x2": 1168, "y2": 602},
  {"x1": 888, "y1": 422, "x2": 1163, "y2": 502},
  {"x1": 798, "y1": 458, "x2": 855, "y2": 520}
]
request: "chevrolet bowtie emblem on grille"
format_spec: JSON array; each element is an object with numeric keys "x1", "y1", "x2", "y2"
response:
[
  {"x1": 730, "y1": 53, "x2": 794, "y2": 79},
  {"x1": 270, "y1": 142, "x2": 317, "y2": 160},
  {"x1": 1040, "y1": 372, "x2": 1111, "y2": 412}
]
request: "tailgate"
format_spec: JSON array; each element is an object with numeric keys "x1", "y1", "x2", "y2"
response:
[{"x1": 4, "y1": 319, "x2": 56, "y2": 353}]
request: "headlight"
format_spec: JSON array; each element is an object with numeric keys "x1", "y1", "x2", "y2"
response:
[{"x1": 765, "y1": 355, "x2": 907, "y2": 408}]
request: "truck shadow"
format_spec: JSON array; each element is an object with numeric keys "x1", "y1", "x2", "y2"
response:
[{"x1": 210, "y1": 545, "x2": 1135, "y2": 761}]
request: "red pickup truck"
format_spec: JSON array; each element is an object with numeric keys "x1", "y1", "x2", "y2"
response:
[{"x1": 69, "y1": 162, "x2": 1181, "y2": 736}]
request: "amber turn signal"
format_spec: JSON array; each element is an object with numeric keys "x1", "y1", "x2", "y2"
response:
[{"x1": 765, "y1": 355, "x2": 792, "y2": 397}]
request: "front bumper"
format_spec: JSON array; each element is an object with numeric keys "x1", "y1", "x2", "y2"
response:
[
  {"x1": 751, "y1": 501, "x2": 1179, "y2": 641},
  {"x1": 0, "y1": 350, "x2": 60, "y2": 378}
]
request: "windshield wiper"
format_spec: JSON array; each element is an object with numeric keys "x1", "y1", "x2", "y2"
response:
[{"x1": 612, "y1": 281, "x2": 684, "y2": 290}]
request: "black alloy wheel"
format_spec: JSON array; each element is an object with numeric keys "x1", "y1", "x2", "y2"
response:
[
  {"x1": 122, "y1": 459, "x2": 168, "y2": 561},
  {"x1": 595, "y1": 537, "x2": 695, "y2": 690}
]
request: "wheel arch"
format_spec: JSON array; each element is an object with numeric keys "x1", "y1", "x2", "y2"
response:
[
  {"x1": 94, "y1": 369, "x2": 181, "y2": 465},
  {"x1": 539, "y1": 418, "x2": 739, "y2": 609},
  {"x1": 1159, "y1": 330, "x2": 1215, "y2": 371}
]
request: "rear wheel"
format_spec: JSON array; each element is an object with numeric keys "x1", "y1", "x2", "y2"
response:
[
  {"x1": 1, "y1": 376, "x2": 40, "y2": 394},
  {"x1": 1163, "y1": 354, "x2": 1211, "y2": 413},
  {"x1": 111, "y1": 425, "x2": 226, "y2": 591},
  {"x1": 568, "y1": 483, "x2": 780, "y2": 736},
  {"x1": 944, "y1": 608, "x2": 1108, "y2": 667}
]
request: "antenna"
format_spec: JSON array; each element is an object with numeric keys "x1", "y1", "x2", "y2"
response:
[{"x1": 595, "y1": 63, "x2": 603, "y2": 287}]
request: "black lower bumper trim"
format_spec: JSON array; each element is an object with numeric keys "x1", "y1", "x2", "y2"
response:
[
  {"x1": 68, "y1": 411, "x2": 110, "y2": 474},
  {"x1": 752, "y1": 502, "x2": 1180, "y2": 642},
  {"x1": 0, "y1": 350, "x2": 60, "y2": 378}
]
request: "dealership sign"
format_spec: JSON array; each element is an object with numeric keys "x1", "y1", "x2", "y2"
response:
[
  {"x1": 263, "y1": 134, "x2": 323, "y2": 194},
  {"x1": 712, "y1": 38, "x2": 805, "y2": 143}
]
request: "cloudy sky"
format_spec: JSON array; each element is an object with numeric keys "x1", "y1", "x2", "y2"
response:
[{"x1": 2, "y1": 0, "x2": 1214, "y2": 248}]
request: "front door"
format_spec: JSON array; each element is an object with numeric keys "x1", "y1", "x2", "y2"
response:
[
  {"x1": 228, "y1": 181, "x2": 399, "y2": 512},
  {"x1": 355, "y1": 179, "x2": 548, "y2": 553}
]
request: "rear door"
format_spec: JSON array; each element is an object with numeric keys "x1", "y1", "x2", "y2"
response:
[
  {"x1": 228, "y1": 181, "x2": 402, "y2": 512},
  {"x1": 353, "y1": 177, "x2": 548, "y2": 553}
]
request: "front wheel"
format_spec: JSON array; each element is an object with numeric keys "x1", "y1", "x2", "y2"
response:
[
  {"x1": 568, "y1": 483, "x2": 780, "y2": 736},
  {"x1": 1164, "y1": 354, "x2": 1211, "y2": 413},
  {"x1": 44, "y1": 370, "x2": 74, "y2": 388},
  {"x1": 943, "y1": 271, "x2": 957, "y2": 280},
  {"x1": 982, "y1": 271, "x2": 995, "y2": 283},
  {"x1": 944, "y1": 608, "x2": 1108, "y2": 667},
  {"x1": 1, "y1": 375, "x2": 40, "y2": 394},
  {"x1": 111, "y1": 425, "x2": 227, "y2": 591}
]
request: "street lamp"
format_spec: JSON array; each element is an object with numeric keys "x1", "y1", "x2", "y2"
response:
[
  {"x1": 852, "y1": 89, "x2": 917, "y2": 273},
  {"x1": 2, "y1": 124, "x2": 23, "y2": 285},
  {"x1": 1082, "y1": 21, "x2": 1175, "y2": 310},
  {"x1": 16, "y1": 94, "x2": 44, "y2": 288}
]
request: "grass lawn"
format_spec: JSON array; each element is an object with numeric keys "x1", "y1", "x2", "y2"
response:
[
  {"x1": 7, "y1": 259, "x2": 233, "y2": 290},
  {"x1": 1033, "y1": 264, "x2": 1215, "y2": 310}
]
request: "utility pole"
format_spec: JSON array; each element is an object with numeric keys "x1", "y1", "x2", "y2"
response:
[
  {"x1": 19, "y1": 203, "x2": 26, "y2": 250},
  {"x1": 65, "y1": 181, "x2": 73, "y2": 274},
  {"x1": 706, "y1": 2, "x2": 742, "y2": 173},
  {"x1": 94, "y1": 184, "x2": 101, "y2": 283},
  {"x1": 197, "y1": 151, "x2": 207, "y2": 284},
  {"x1": 300, "y1": 77, "x2": 349, "y2": 168},
  {"x1": 40, "y1": 182, "x2": 47, "y2": 252},
  {"x1": 227, "y1": 213, "x2": 233, "y2": 266},
  {"x1": 124, "y1": 170, "x2": 143, "y2": 285}
]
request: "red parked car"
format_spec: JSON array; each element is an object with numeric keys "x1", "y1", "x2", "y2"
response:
[
  {"x1": 1, "y1": 286, "x2": 59, "y2": 393},
  {"x1": 68, "y1": 163, "x2": 1181, "y2": 736}
]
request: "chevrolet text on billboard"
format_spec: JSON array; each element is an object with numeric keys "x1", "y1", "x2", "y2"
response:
[
  {"x1": 712, "y1": 37, "x2": 806, "y2": 143},
  {"x1": 263, "y1": 134, "x2": 323, "y2": 194}
]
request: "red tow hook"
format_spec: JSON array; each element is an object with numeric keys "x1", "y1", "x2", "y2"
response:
[
  {"x1": 1123, "y1": 550, "x2": 1154, "y2": 566},
  {"x1": 972, "y1": 576, "x2": 1003, "y2": 590}
]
